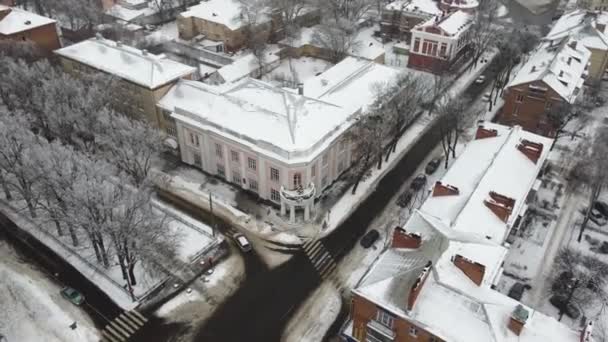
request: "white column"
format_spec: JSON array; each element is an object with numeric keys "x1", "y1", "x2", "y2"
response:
[
  {"x1": 304, "y1": 204, "x2": 310, "y2": 221},
  {"x1": 290, "y1": 204, "x2": 295, "y2": 223},
  {"x1": 280, "y1": 198, "x2": 286, "y2": 216}
]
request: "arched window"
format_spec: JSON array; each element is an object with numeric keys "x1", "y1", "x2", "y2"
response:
[{"x1": 293, "y1": 173, "x2": 302, "y2": 189}]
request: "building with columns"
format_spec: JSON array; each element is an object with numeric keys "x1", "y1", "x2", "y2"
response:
[
  {"x1": 407, "y1": 10, "x2": 474, "y2": 73},
  {"x1": 159, "y1": 57, "x2": 404, "y2": 223}
]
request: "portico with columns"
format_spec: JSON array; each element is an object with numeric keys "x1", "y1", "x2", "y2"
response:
[{"x1": 280, "y1": 183, "x2": 316, "y2": 223}]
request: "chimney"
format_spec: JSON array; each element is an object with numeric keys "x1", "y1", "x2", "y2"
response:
[
  {"x1": 559, "y1": 70, "x2": 564, "y2": 77},
  {"x1": 142, "y1": 49, "x2": 148, "y2": 56},
  {"x1": 432, "y1": 181, "x2": 459, "y2": 196},
  {"x1": 392, "y1": 227, "x2": 422, "y2": 249},
  {"x1": 297, "y1": 83, "x2": 304, "y2": 95},
  {"x1": 0, "y1": 7, "x2": 11, "y2": 21},
  {"x1": 452, "y1": 254, "x2": 485, "y2": 286},
  {"x1": 581, "y1": 321, "x2": 594, "y2": 342},
  {"x1": 475, "y1": 126, "x2": 498, "y2": 139},
  {"x1": 517, "y1": 139, "x2": 544, "y2": 164},
  {"x1": 569, "y1": 40, "x2": 578, "y2": 50},
  {"x1": 597, "y1": 23, "x2": 606, "y2": 34},
  {"x1": 95, "y1": 32, "x2": 103, "y2": 40},
  {"x1": 407, "y1": 261, "x2": 432, "y2": 311},
  {"x1": 567, "y1": 57, "x2": 572, "y2": 66},
  {"x1": 484, "y1": 191, "x2": 515, "y2": 223},
  {"x1": 531, "y1": 65, "x2": 536, "y2": 72},
  {"x1": 508, "y1": 305, "x2": 529, "y2": 336},
  {"x1": 116, "y1": 40, "x2": 123, "y2": 47}
]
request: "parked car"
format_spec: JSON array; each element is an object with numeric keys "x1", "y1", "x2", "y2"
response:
[
  {"x1": 482, "y1": 92, "x2": 491, "y2": 101},
  {"x1": 594, "y1": 201, "x2": 608, "y2": 217},
  {"x1": 549, "y1": 295, "x2": 580, "y2": 319},
  {"x1": 360, "y1": 229, "x2": 380, "y2": 248},
  {"x1": 507, "y1": 282, "x2": 526, "y2": 301},
  {"x1": 410, "y1": 174, "x2": 427, "y2": 191},
  {"x1": 396, "y1": 191, "x2": 413, "y2": 208},
  {"x1": 589, "y1": 208, "x2": 607, "y2": 226},
  {"x1": 232, "y1": 233, "x2": 252, "y2": 252},
  {"x1": 475, "y1": 75, "x2": 486, "y2": 84},
  {"x1": 60, "y1": 287, "x2": 85, "y2": 306},
  {"x1": 425, "y1": 158, "x2": 441, "y2": 175}
]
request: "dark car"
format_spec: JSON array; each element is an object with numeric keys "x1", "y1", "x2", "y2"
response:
[
  {"x1": 232, "y1": 233, "x2": 252, "y2": 252},
  {"x1": 508, "y1": 282, "x2": 526, "y2": 301},
  {"x1": 594, "y1": 201, "x2": 608, "y2": 217},
  {"x1": 425, "y1": 158, "x2": 441, "y2": 175},
  {"x1": 60, "y1": 287, "x2": 85, "y2": 306},
  {"x1": 549, "y1": 296, "x2": 580, "y2": 319},
  {"x1": 360, "y1": 229, "x2": 380, "y2": 248},
  {"x1": 410, "y1": 174, "x2": 427, "y2": 191},
  {"x1": 396, "y1": 191, "x2": 413, "y2": 208}
]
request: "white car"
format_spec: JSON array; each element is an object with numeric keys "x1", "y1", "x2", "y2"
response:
[
  {"x1": 482, "y1": 92, "x2": 492, "y2": 101},
  {"x1": 232, "y1": 233, "x2": 252, "y2": 252},
  {"x1": 475, "y1": 75, "x2": 486, "y2": 84}
]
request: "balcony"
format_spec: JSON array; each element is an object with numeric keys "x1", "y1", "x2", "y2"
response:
[{"x1": 366, "y1": 320, "x2": 395, "y2": 342}]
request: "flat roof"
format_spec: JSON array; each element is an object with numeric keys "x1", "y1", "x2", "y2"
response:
[{"x1": 0, "y1": 5, "x2": 56, "y2": 35}]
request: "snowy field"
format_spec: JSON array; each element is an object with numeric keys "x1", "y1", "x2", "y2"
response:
[{"x1": 0, "y1": 239, "x2": 99, "y2": 342}]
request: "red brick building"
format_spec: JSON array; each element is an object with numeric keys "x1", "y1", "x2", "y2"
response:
[
  {"x1": 499, "y1": 38, "x2": 590, "y2": 137},
  {"x1": 343, "y1": 123, "x2": 586, "y2": 342},
  {"x1": 0, "y1": 5, "x2": 61, "y2": 53},
  {"x1": 407, "y1": 10, "x2": 474, "y2": 74}
]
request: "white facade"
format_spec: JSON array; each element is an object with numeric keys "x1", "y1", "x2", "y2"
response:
[{"x1": 410, "y1": 10, "x2": 473, "y2": 61}]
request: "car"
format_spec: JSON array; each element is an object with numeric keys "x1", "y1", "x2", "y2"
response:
[
  {"x1": 508, "y1": 282, "x2": 526, "y2": 301},
  {"x1": 589, "y1": 208, "x2": 607, "y2": 226},
  {"x1": 425, "y1": 158, "x2": 441, "y2": 175},
  {"x1": 475, "y1": 75, "x2": 486, "y2": 84},
  {"x1": 482, "y1": 92, "x2": 491, "y2": 101},
  {"x1": 360, "y1": 229, "x2": 380, "y2": 248},
  {"x1": 594, "y1": 201, "x2": 608, "y2": 217},
  {"x1": 549, "y1": 295, "x2": 580, "y2": 319},
  {"x1": 60, "y1": 287, "x2": 85, "y2": 306},
  {"x1": 396, "y1": 191, "x2": 413, "y2": 208},
  {"x1": 410, "y1": 174, "x2": 427, "y2": 191},
  {"x1": 232, "y1": 233, "x2": 252, "y2": 252}
]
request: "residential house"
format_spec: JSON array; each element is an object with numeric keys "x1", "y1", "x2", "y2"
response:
[
  {"x1": 439, "y1": 0, "x2": 479, "y2": 13},
  {"x1": 499, "y1": 38, "x2": 590, "y2": 137},
  {"x1": 177, "y1": 0, "x2": 272, "y2": 52},
  {"x1": 0, "y1": 0, "x2": 14, "y2": 6},
  {"x1": 407, "y1": 10, "x2": 474, "y2": 73},
  {"x1": 0, "y1": 5, "x2": 61, "y2": 53},
  {"x1": 100, "y1": 0, "x2": 118, "y2": 10},
  {"x1": 579, "y1": 0, "x2": 608, "y2": 11},
  {"x1": 503, "y1": 0, "x2": 560, "y2": 25},
  {"x1": 344, "y1": 123, "x2": 586, "y2": 342},
  {"x1": 158, "y1": 57, "x2": 406, "y2": 222},
  {"x1": 207, "y1": 46, "x2": 282, "y2": 85},
  {"x1": 380, "y1": 0, "x2": 442, "y2": 40},
  {"x1": 55, "y1": 36, "x2": 196, "y2": 131},
  {"x1": 544, "y1": 9, "x2": 608, "y2": 84}
]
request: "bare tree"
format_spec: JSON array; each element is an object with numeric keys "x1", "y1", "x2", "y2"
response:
[
  {"x1": 268, "y1": 0, "x2": 310, "y2": 38},
  {"x1": 238, "y1": 0, "x2": 271, "y2": 75},
  {"x1": 150, "y1": 0, "x2": 174, "y2": 22},
  {"x1": 345, "y1": 115, "x2": 383, "y2": 194},
  {"x1": 312, "y1": 18, "x2": 360, "y2": 63},
  {"x1": 436, "y1": 97, "x2": 470, "y2": 168},
  {"x1": 548, "y1": 248, "x2": 608, "y2": 321},
  {"x1": 318, "y1": 0, "x2": 373, "y2": 23},
  {"x1": 469, "y1": 0, "x2": 500, "y2": 69}
]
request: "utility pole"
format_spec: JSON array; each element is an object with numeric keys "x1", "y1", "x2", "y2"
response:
[{"x1": 209, "y1": 192, "x2": 216, "y2": 237}]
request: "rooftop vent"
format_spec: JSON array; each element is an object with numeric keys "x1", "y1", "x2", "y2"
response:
[{"x1": 508, "y1": 305, "x2": 529, "y2": 336}]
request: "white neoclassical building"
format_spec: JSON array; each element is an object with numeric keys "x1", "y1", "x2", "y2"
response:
[{"x1": 158, "y1": 57, "x2": 403, "y2": 223}]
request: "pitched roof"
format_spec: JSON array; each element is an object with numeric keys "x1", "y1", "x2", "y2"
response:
[
  {"x1": 180, "y1": 0, "x2": 270, "y2": 31},
  {"x1": 508, "y1": 38, "x2": 590, "y2": 103},
  {"x1": 415, "y1": 10, "x2": 474, "y2": 36},
  {"x1": 353, "y1": 123, "x2": 578, "y2": 342},
  {"x1": 544, "y1": 9, "x2": 608, "y2": 50},
  {"x1": 54, "y1": 37, "x2": 196, "y2": 89},
  {"x1": 0, "y1": 5, "x2": 56, "y2": 35},
  {"x1": 385, "y1": 0, "x2": 441, "y2": 17}
]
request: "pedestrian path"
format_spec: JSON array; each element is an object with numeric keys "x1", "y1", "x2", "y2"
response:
[
  {"x1": 100, "y1": 309, "x2": 148, "y2": 342},
  {"x1": 301, "y1": 240, "x2": 337, "y2": 279}
]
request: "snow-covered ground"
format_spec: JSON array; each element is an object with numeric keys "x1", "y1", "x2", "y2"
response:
[
  {"x1": 145, "y1": 21, "x2": 179, "y2": 44},
  {"x1": 0, "y1": 239, "x2": 99, "y2": 342}
]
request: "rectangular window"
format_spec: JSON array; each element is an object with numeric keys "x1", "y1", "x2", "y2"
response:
[
  {"x1": 409, "y1": 326, "x2": 418, "y2": 337},
  {"x1": 322, "y1": 154, "x2": 328, "y2": 166},
  {"x1": 232, "y1": 171, "x2": 241, "y2": 184},
  {"x1": 192, "y1": 151, "x2": 202, "y2": 167},
  {"x1": 513, "y1": 105, "x2": 519, "y2": 116},
  {"x1": 322, "y1": 175, "x2": 328, "y2": 188},
  {"x1": 270, "y1": 188, "x2": 280, "y2": 202},
  {"x1": 248, "y1": 158, "x2": 257, "y2": 170},
  {"x1": 545, "y1": 101, "x2": 553, "y2": 110},
  {"x1": 440, "y1": 42, "x2": 447, "y2": 56},
  {"x1": 413, "y1": 38, "x2": 420, "y2": 52},
  {"x1": 249, "y1": 178, "x2": 258, "y2": 191},
  {"x1": 376, "y1": 309, "x2": 394, "y2": 328},
  {"x1": 231, "y1": 150, "x2": 239, "y2": 163},
  {"x1": 270, "y1": 167, "x2": 280, "y2": 182},
  {"x1": 422, "y1": 41, "x2": 428, "y2": 54},
  {"x1": 215, "y1": 143, "x2": 223, "y2": 158},
  {"x1": 217, "y1": 164, "x2": 225, "y2": 177},
  {"x1": 516, "y1": 94, "x2": 524, "y2": 103},
  {"x1": 311, "y1": 164, "x2": 316, "y2": 177},
  {"x1": 189, "y1": 132, "x2": 200, "y2": 147},
  {"x1": 338, "y1": 160, "x2": 345, "y2": 173}
]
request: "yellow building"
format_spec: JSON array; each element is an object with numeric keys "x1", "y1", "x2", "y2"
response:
[
  {"x1": 544, "y1": 9, "x2": 608, "y2": 84},
  {"x1": 55, "y1": 37, "x2": 196, "y2": 132}
]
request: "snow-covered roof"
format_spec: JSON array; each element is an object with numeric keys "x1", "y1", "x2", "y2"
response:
[
  {"x1": 54, "y1": 37, "x2": 196, "y2": 89},
  {"x1": 0, "y1": 5, "x2": 56, "y2": 35},
  {"x1": 180, "y1": 0, "x2": 270, "y2": 31},
  {"x1": 303, "y1": 57, "x2": 404, "y2": 112},
  {"x1": 544, "y1": 9, "x2": 608, "y2": 50},
  {"x1": 160, "y1": 78, "x2": 353, "y2": 160},
  {"x1": 385, "y1": 0, "x2": 441, "y2": 17},
  {"x1": 215, "y1": 47, "x2": 281, "y2": 83},
  {"x1": 508, "y1": 38, "x2": 590, "y2": 103},
  {"x1": 440, "y1": 0, "x2": 479, "y2": 10},
  {"x1": 352, "y1": 123, "x2": 577, "y2": 342},
  {"x1": 415, "y1": 10, "x2": 474, "y2": 36}
]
